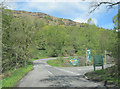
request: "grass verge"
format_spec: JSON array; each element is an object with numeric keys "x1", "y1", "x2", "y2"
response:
[
  {"x1": 47, "y1": 56, "x2": 87, "y2": 67},
  {"x1": 1, "y1": 57, "x2": 47, "y2": 88},
  {"x1": 2, "y1": 64, "x2": 32, "y2": 88},
  {"x1": 85, "y1": 65, "x2": 120, "y2": 87},
  {"x1": 47, "y1": 58, "x2": 72, "y2": 67}
]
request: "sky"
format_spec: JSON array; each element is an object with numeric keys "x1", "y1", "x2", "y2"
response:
[{"x1": 3, "y1": 0, "x2": 118, "y2": 29}]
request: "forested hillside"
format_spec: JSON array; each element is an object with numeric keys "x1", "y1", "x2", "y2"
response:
[
  {"x1": 13, "y1": 10, "x2": 85, "y2": 27},
  {"x1": 2, "y1": 8, "x2": 118, "y2": 72}
]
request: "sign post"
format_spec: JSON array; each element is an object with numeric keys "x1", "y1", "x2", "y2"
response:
[
  {"x1": 105, "y1": 50, "x2": 107, "y2": 65},
  {"x1": 86, "y1": 48, "x2": 91, "y2": 65}
]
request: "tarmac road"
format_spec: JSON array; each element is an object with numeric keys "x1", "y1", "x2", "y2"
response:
[{"x1": 16, "y1": 58, "x2": 114, "y2": 87}]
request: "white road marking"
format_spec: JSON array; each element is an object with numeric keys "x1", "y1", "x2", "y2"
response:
[
  {"x1": 33, "y1": 66, "x2": 36, "y2": 68},
  {"x1": 48, "y1": 71, "x2": 53, "y2": 75},
  {"x1": 45, "y1": 65, "x2": 50, "y2": 66},
  {"x1": 78, "y1": 68, "x2": 93, "y2": 70},
  {"x1": 54, "y1": 67, "x2": 80, "y2": 75},
  {"x1": 84, "y1": 75, "x2": 88, "y2": 79}
]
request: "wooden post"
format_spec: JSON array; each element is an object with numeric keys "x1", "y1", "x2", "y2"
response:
[
  {"x1": 94, "y1": 64, "x2": 95, "y2": 71},
  {"x1": 102, "y1": 65, "x2": 104, "y2": 69},
  {"x1": 86, "y1": 48, "x2": 87, "y2": 66},
  {"x1": 25, "y1": 60, "x2": 27, "y2": 68},
  {"x1": 105, "y1": 50, "x2": 107, "y2": 65}
]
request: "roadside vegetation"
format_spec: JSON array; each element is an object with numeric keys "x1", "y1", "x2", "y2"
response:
[
  {"x1": 2, "y1": 8, "x2": 117, "y2": 72},
  {"x1": 85, "y1": 65, "x2": 120, "y2": 87},
  {"x1": 47, "y1": 56, "x2": 89, "y2": 67},
  {"x1": 47, "y1": 55, "x2": 115, "y2": 67},
  {"x1": 1, "y1": 56, "x2": 48, "y2": 88},
  {"x1": 2, "y1": 62, "x2": 32, "y2": 87},
  {"x1": 1, "y1": 5, "x2": 119, "y2": 88}
]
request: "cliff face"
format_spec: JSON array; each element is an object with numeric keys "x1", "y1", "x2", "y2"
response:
[{"x1": 13, "y1": 10, "x2": 86, "y2": 27}]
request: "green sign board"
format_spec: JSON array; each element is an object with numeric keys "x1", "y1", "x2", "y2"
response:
[
  {"x1": 69, "y1": 58, "x2": 79, "y2": 65},
  {"x1": 93, "y1": 55, "x2": 104, "y2": 71},
  {"x1": 87, "y1": 48, "x2": 91, "y2": 62}
]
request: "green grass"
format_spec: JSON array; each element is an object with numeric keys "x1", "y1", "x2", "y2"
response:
[
  {"x1": 85, "y1": 65, "x2": 120, "y2": 87},
  {"x1": 1, "y1": 49, "x2": 64, "y2": 88},
  {"x1": 1, "y1": 56, "x2": 48, "y2": 88},
  {"x1": 47, "y1": 56, "x2": 86, "y2": 67},
  {"x1": 47, "y1": 58, "x2": 71, "y2": 67},
  {"x1": 47, "y1": 58, "x2": 66, "y2": 67},
  {"x1": 2, "y1": 65, "x2": 32, "y2": 87}
]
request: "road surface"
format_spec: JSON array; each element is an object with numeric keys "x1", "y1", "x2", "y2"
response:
[{"x1": 16, "y1": 58, "x2": 113, "y2": 87}]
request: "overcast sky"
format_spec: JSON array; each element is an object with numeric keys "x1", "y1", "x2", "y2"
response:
[{"x1": 4, "y1": 0, "x2": 118, "y2": 29}]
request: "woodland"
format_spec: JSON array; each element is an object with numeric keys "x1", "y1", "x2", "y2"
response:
[{"x1": 1, "y1": 8, "x2": 119, "y2": 74}]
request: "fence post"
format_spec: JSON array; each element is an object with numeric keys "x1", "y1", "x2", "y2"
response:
[
  {"x1": 86, "y1": 48, "x2": 87, "y2": 66},
  {"x1": 105, "y1": 50, "x2": 107, "y2": 65}
]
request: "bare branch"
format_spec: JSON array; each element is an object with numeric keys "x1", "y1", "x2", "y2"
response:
[{"x1": 89, "y1": 2, "x2": 120, "y2": 13}]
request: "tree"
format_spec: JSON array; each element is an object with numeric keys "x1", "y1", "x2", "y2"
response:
[
  {"x1": 112, "y1": 9, "x2": 120, "y2": 30},
  {"x1": 88, "y1": 1, "x2": 120, "y2": 81},
  {"x1": 87, "y1": 18, "x2": 95, "y2": 25},
  {"x1": 112, "y1": 10, "x2": 120, "y2": 78},
  {"x1": 2, "y1": 8, "x2": 36, "y2": 71},
  {"x1": 89, "y1": 2, "x2": 120, "y2": 13}
]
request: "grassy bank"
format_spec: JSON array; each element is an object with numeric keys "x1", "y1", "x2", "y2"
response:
[
  {"x1": 2, "y1": 64, "x2": 32, "y2": 87},
  {"x1": 47, "y1": 56, "x2": 88, "y2": 67},
  {"x1": 47, "y1": 57, "x2": 72, "y2": 67},
  {"x1": 1, "y1": 56, "x2": 47, "y2": 88},
  {"x1": 85, "y1": 65, "x2": 120, "y2": 87}
]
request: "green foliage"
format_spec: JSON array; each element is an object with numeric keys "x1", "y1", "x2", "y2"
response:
[
  {"x1": 47, "y1": 56, "x2": 86, "y2": 67},
  {"x1": 2, "y1": 8, "x2": 118, "y2": 73},
  {"x1": 2, "y1": 56, "x2": 48, "y2": 88},
  {"x1": 87, "y1": 18, "x2": 95, "y2": 25},
  {"x1": 54, "y1": 19, "x2": 57, "y2": 22},
  {"x1": 77, "y1": 50, "x2": 86, "y2": 57},
  {"x1": 44, "y1": 16, "x2": 53, "y2": 21},
  {"x1": 58, "y1": 18, "x2": 64, "y2": 25},
  {"x1": 2, "y1": 64, "x2": 32, "y2": 87},
  {"x1": 85, "y1": 65, "x2": 119, "y2": 87},
  {"x1": 112, "y1": 9, "x2": 120, "y2": 29},
  {"x1": 2, "y1": 9, "x2": 40, "y2": 72}
]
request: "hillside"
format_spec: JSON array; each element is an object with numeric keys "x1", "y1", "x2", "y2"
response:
[
  {"x1": 13, "y1": 10, "x2": 86, "y2": 27},
  {"x1": 2, "y1": 8, "x2": 117, "y2": 73},
  {"x1": 1, "y1": 6, "x2": 119, "y2": 88}
]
